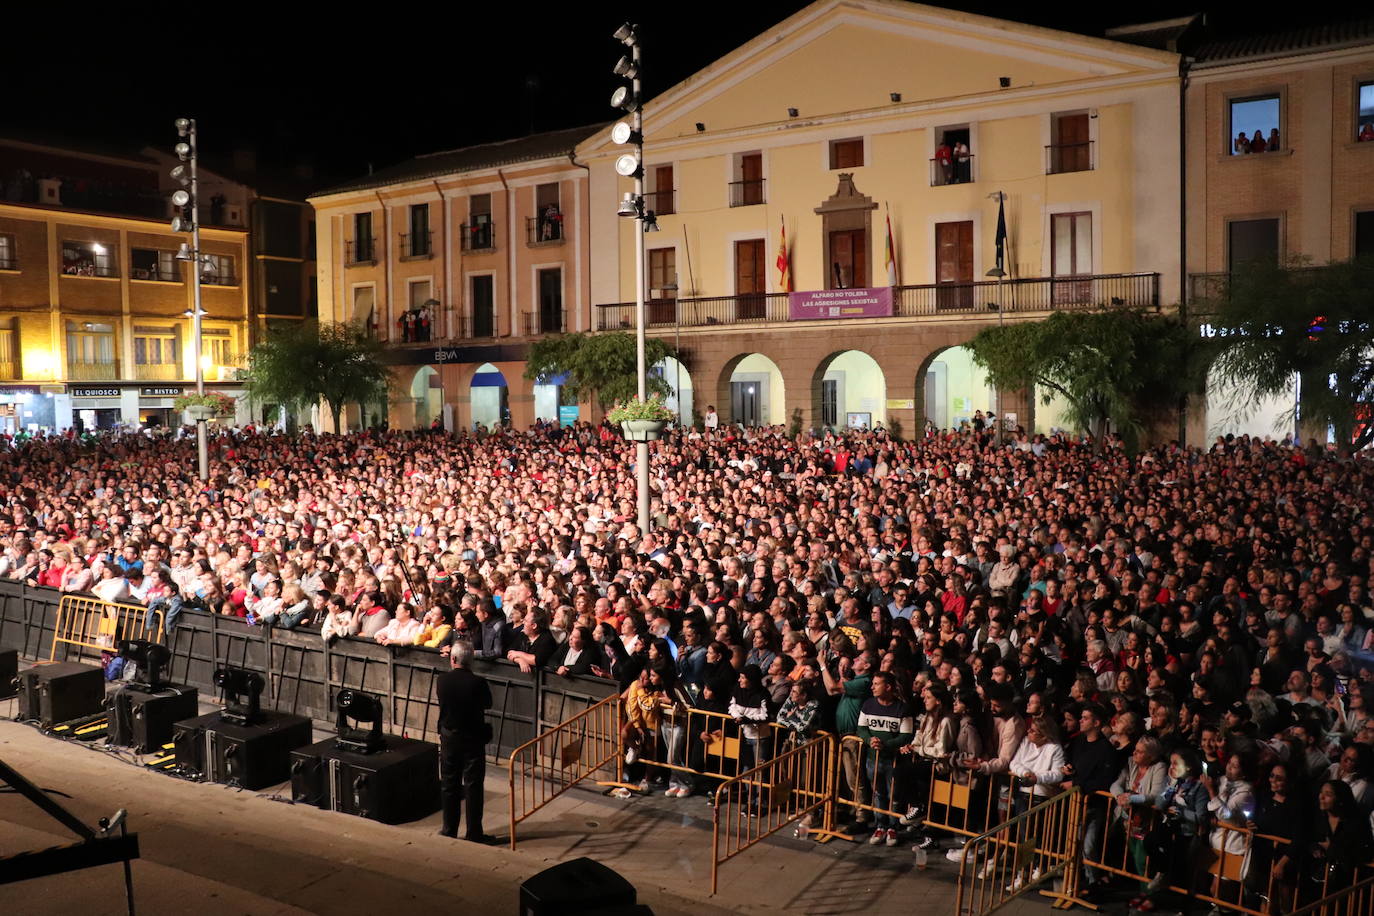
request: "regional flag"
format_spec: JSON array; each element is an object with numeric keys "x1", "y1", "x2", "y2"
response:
[
  {"x1": 776, "y1": 216, "x2": 792, "y2": 293},
  {"x1": 884, "y1": 208, "x2": 898, "y2": 287}
]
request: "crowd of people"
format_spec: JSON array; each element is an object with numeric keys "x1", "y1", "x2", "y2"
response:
[{"x1": 4, "y1": 418, "x2": 1374, "y2": 911}]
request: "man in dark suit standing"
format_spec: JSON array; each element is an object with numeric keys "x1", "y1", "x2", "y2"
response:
[{"x1": 437, "y1": 640, "x2": 496, "y2": 843}]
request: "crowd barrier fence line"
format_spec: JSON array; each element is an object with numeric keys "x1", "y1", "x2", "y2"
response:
[
  {"x1": 710, "y1": 733, "x2": 835, "y2": 894},
  {"x1": 953, "y1": 786, "x2": 1083, "y2": 916},
  {"x1": 50, "y1": 593, "x2": 164, "y2": 662},
  {"x1": 508, "y1": 693, "x2": 624, "y2": 850}
]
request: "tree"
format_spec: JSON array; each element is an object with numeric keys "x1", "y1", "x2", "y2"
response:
[
  {"x1": 524, "y1": 332, "x2": 677, "y2": 410},
  {"x1": 967, "y1": 309, "x2": 1191, "y2": 449},
  {"x1": 242, "y1": 322, "x2": 391, "y2": 432},
  {"x1": 1201, "y1": 258, "x2": 1374, "y2": 452}
]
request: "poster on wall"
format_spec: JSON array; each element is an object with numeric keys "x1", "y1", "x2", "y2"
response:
[
  {"x1": 558, "y1": 405, "x2": 579, "y2": 428},
  {"x1": 846, "y1": 412, "x2": 871, "y2": 429}
]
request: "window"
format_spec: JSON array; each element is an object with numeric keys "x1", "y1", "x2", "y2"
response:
[
  {"x1": 465, "y1": 194, "x2": 493, "y2": 250},
  {"x1": 403, "y1": 280, "x2": 433, "y2": 343},
  {"x1": 134, "y1": 326, "x2": 179, "y2": 366},
  {"x1": 0, "y1": 234, "x2": 14, "y2": 270},
  {"x1": 406, "y1": 204, "x2": 430, "y2": 257},
  {"x1": 533, "y1": 184, "x2": 562, "y2": 243},
  {"x1": 202, "y1": 254, "x2": 236, "y2": 285},
  {"x1": 536, "y1": 268, "x2": 563, "y2": 334},
  {"x1": 829, "y1": 138, "x2": 864, "y2": 170},
  {"x1": 1228, "y1": 218, "x2": 1280, "y2": 271},
  {"x1": 1048, "y1": 112, "x2": 1092, "y2": 174},
  {"x1": 650, "y1": 165, "x2": 675, "y2": 216},
  {"x1": 731, "y1": 152, "x2": 765, "y2": 206},
  {"x1": 131, "y1": 248, "x2": 178, "y2": 282},
  {"x1": 351, "y1": 212, "x2": 374, "y2": 263},
  {"x1": 65, "y1": 321, "x2": 117, "y2": 366},
  {"x1": 202, "y1": 328, "x2": 233, "y2": 369},
  {"x1": 931, "y1": 126, "x2": 972, "y2": 186},
  {"x1": 648, "y1": 248, "x2": 677, "y2": 324},
  {"x1": 1051, "y1": 212, "x2": 1093, "y2": 305},
  {"x1": 1229, "y1": 95, "x2": 1281, "y2": 154},
  {"x1": 1354, "y1": 211, "x2": 1374, "y2": 260},
  {"x1": 1359, "y1": 82, "x2": 1374, "y2": 142},
  {"x1": 62, "y1": 240, "x2": 117, "y2": 277}
]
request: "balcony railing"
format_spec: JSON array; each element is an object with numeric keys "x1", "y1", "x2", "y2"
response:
[
  {"x1": 644, "y1": 189, "x2": 676, "y2": 216},
  {"x1": 67, "y1": 360, "x2": 119, "y2": 381},
  {"x1": 135, "y1": 363, "x2": 180, "y2": 381},
  {"x1": 1046, "y1": 141, "x2": 1094, "y2": 175},
  {"x1": 929, "y1": 155, "x2": 976, "y2": 186},
  {"x1": 132, "y1": 267, "x2": 179, "y2": 282},
  {"x1": 400, "y1": 230, "x2": 433, "y2": 259},
  {"x1": 461, "y1": 221, "x2": 496, "y2": 252},
  {"x1": 0, "y1": 360, "x2": 16, "y2": 379},
  {"x1": 463, "y1": 311, "x2": 499, "y2": 338},
  {"x1": 594, "y1": 272, "x2": 1159, "y2": 330},
  {"x1": 523, "y1": 309, "x2": 566, "y2": 336},
  {"x1": 527, "y1": 214, "x2": 565, "y2": 246},
  {"x1": 729, "y1": 179, "x2": 766, "y2": 208},
  {"x1": 62, "y1": 263, "x2": 118, "y2": 278},
  {"x1": 0, "y1": 255, "x2": 15, "y2": 271},
  {"x1": 204, "y1": 274, "x2": 238, "y2": 287},
  {"x1": 346, "y1": 239, "x2": 376, "y2": 265}
]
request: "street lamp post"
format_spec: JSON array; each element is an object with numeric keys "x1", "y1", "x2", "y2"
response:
[
  {"x1": 172, "y1": 118, "x2": 209, "y2": 480},
  {"x1": 610, "y1": 22, "x2": 653, "y2": 536}
]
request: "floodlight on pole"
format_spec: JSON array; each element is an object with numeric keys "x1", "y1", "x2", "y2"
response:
[{"x1": 171, "y1": 117, "x2": 210, "y2": 480}]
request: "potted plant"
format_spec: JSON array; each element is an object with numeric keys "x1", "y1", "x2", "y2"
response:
[
  {"x1": 607, "y1": 395, "x2": 675, "y2": 441},
  {"x1": 174, "y1": 392, "x2": 235, "y2": 423}
]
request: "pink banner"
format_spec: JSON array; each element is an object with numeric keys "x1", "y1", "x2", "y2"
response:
[{"x1": 788, "y1": 286, "x2": 894, "y2": 321}]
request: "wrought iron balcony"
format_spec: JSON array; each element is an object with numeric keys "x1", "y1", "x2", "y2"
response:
[
  {"x1": 346, "y1": 239, "x2": 376, "y2": 266},
  {"x1": 929, "y1": 155, "x2": 976, "y2": 186},
  {"x1": 67, "y1": 360, "x2": 119, "y2": 381},
  {"x1": 527, "y1": 214, "x2": 565, "y2": 246},
  {"x1": 400, "y1": 230, "x2": 433, "y2": 259},
  {"x1": 461, "y1": 221, "x2": 496, "y2": 252},
  {"x1": 728, "y1": 179, "x2": 766, "y2": 207},
  {"x1": 523, "y1": 309, "x2": 566, "y2": 336},
  {"x1": 594, "y1": 272, "x2": 1159, "y2": 330},
  {"x1": 644, "y1": 189, "x2": 676, "y2": 216},
  {"x1": 1046, "y1": 141, "x2": 1094, "y2": 175}
]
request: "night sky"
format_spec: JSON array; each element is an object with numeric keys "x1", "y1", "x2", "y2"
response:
[{"x1": 3, "y1": 1, "x2": 1330, "y2": 194}]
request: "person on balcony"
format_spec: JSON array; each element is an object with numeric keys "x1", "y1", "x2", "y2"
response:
[
  {"x1": 935, "y1": 137, "x2": 954, "y2": 184},
  {"x1": 953, "y1": 140, "x2": 971, "y2": 182}
]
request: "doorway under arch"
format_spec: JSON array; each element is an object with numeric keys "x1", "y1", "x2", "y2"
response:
[
  {"x1": 918, "y1": 345, "x2": 993, "y2": 432},
  {"x1": 470, "y1": 362, "x2": 509, "y2": 430},
  {"x1": 411, "y1": 366, "x2": 442, "y2": 430},
  {"x1": 814, "y1": 350, "x2": 886, "y2": 431},
  {"x1": 721, "y1": 353, "x2": 785, "y2": 427}
]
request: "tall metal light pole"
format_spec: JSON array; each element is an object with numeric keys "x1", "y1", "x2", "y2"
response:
[
  {"x1": 172, "y1": 118, "x2": 208, "y2": 480},
  {"x1": 610, "y1": 22, "x2": 652, "y2": 535}
]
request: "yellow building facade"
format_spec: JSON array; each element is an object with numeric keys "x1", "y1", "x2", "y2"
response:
[
  {"x1": 0, "y1": 141, "x2": 251, "y2": 431},
  {"x1": 582, "y1": 0, "x2": 1182, "y2": 434}
]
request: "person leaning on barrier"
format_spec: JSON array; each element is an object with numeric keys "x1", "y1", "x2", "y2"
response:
[
  {"x1": 506, "y1": 606, "x2": 557, "y2": 673},
  {"x1": 1063, "y1": 703, "x2": 1122, "y2": 896},
  {"x1": 1136, "y1": 748, "x2": 1210, "y2": 915},
  {"x1": 821, "y1": 649, "x2": 874, "y2": 824},
  {"x1": 436, "y1": 640, "x2": 496, "y2": 844}
]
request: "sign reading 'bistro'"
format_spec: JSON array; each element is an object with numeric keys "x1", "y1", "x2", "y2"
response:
[
  {"x1": 788, "y1": 286, "x2": 894, "y2": 321},
  {"x1": 140, "y1": 387, "x2": 183, "y2": 397}
]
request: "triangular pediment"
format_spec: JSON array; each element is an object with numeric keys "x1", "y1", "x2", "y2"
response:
[{"x1": 581, "y1": 0, "x2": 1177, "y2": 152}]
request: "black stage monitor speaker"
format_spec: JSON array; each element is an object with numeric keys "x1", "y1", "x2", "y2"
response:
[
  {"x1": 108, "y1": 685, "x2": 200, "y2": 753},
  {"x1": 208, "y1": 711, "x2": 313, "y2": 790},
  {"x1": 290, "y1": 735, "x2": 439, "y2": 824},
  {"x1": 17, "y1": 662, "x2": 105, "y2": 727},
  {"x1": 519, "y1": 857, "x2": 638, "y2": 916},
  {"x1": 0, "y1": 648, "x2": 16, "y2": 698},
  {"x1": 173, "y1": 713, "x2": 212, "y2": 776}
]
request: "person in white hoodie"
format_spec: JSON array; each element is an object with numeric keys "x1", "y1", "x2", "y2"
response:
[
  {"x1": 1203, "y1": 751, "x2": 1257, "y2": 891},
  {"x1": 1003, "y1": 715, "x2": 1066, "y2": 889}
]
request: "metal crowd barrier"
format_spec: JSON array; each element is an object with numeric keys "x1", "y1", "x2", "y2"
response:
[
  {"x1": 49, "y1": 594, "x2": 164, "y2": 663},
  {"x1": 710, "y1": 733, "x2": 835, "y2": 894},
  {"x1": 508, "y1": 693, "x2": 623, "y2": 850},
  {"x1": 953, "y1": 785, "x2": 1082, "y2": 916}
]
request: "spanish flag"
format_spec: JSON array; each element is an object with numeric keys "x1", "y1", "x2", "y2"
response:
[
  {"x1": 776, "y1": 215, "x2": 792, "y2": 293},
  {"x1": 884, "y1": 205, "x2": 898, "y2": 287}
]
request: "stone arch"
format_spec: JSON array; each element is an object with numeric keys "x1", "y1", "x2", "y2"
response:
[
  {"x1": 653, "y1": 355, "x2": 695, "y2": 425},
  {"x1": 716, "y1": 352, "x2": 786, "y2": 427},
  {"x1": 914, "y1": 343, "x2": 995, "y2": 433},
  {"x1": 408, "y1": 365, "x2": 442, "y2": 430},
  {"x1": 810, "y1": 349, "x2": 887, "y2": 432},
  {"x1": 469, "y1": 362, "x2": 509, "y2": 430}
]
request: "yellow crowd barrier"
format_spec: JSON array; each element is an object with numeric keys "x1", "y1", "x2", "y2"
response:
[
  {"x1": 710, "y1": 733, "x2": 835, "y2": 894},
  {"x1": 50, "y1": 594, "x2": 165, "y2": 662},
  {"x1": 953, "y1": 786, "x2": 1083, "y2": 916},
  {"x1": 507, "y1": 693, "x2": 622, "y2": 850}
]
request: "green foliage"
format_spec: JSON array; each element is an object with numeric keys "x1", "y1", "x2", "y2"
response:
[
  {"x1": 524, "y1": 332, "x2": 676, "y2": 408},
  {"x1": 967, "y1": 309, "x2": 1191, "y2": 448},
  {"x1": 1201, "y1": 258, "x2": 1374, "y2": 451},
  {"x1": 173, "y1": 392, "x2": 236, "y2": 414},
  {"x1": 242, "y1": 322, "x2": 391, "y2": 431}
]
